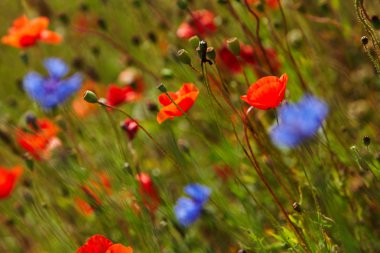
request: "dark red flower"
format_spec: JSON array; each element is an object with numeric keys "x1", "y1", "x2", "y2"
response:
[
  {"x1": 176, "y1": 10, "x2": 217, "y2": 39},
  {"x1": 0, "y1": 166, "x2": 23, "y2": 199},
  {"x1": 121, "y1": 119, "x2": 139, "y2": 141},
  {"x1": 136, "y1": 173, "x2": 160, "y2": 213}
]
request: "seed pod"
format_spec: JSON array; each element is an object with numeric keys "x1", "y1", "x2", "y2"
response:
[
  {"x1": 227, "y1": 37, "x2": 240, "y2": 55},
  {"x1": 177, "y1": 49, "x2": 191, "y2": 65}
]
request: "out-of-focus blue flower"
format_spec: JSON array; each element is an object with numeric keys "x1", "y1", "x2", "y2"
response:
[
  {"x1": 184, "y1": 183, "x2": 211, "y2": 205},
  {"x1": 174, "y1": 197, "x2": 202, "y2": 227},
  {"x1": 270, "y1": 95, "x2": 328, "y2": 148},
  {"x1": 174, "y1": 183, "x2": 211, "y2": 227},
  {"x1": 23, "y1": 58, "x2": 83, "y2": 110}
]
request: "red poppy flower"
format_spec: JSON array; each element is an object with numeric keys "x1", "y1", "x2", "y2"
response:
[
  {"x1": 157, "y1": 83, "x2": 199, "y2": 124},
  {"x1": 2, "y1": 15, "x2": 61, "y2": 48},
  {"x1": 0, "y1": 166, "x2": 23, "y2": 199},
  {"x1": 218, "y1": 43, "x2": 280, "y2": 76},
  {"x1": 106, "y1": 68, "x2": 145, "y2": 107},
  {"x1": 241, "y1": 73, "x2": 288, "y2": 110},
  {"x1": 136, "y1": 173, "x2": 160, "y2": 213},
  {"x1": 16, "y1": 118, "x2": 60, "y2": 160},
  {"x1": 118, "y1": 68, "x2": 145, "y2": 97},
  {"x1": 76, "y1": 234, "x2": 133, "y2": 253},
  {"x1": 247, "y1": 0, "x2": 279, "y2": 9},
  {"x1": 176, "y1": 10, "x2": 217, "y2": 39}
]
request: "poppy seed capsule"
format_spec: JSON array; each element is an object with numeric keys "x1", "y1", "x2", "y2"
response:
[
  {"x1": 227, "y1": 37, "x2": 240, "y2": 56},
  {"x1": 83, "y1": 90, "x2": 98, "y2": 103},
  {"x1": 206, "y1": 47, "x2": 216, "y2": 61},
  {"x1": 361, "y1": 36, "x2": 369, "y2": 45},
  {"x1": 189, "y1": 35, "x2": 200, "y2": 49},
  {"x1": 177, "y1": 49, "x2": 191, "y2": 65},
  {"x1": 157, "y1": 83, "x2": 168, "y2": 93}
]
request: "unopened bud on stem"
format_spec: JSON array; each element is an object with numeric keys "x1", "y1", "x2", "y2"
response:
[{"x1": 83, "y1": 90, "x2": 98, "y2": 103}]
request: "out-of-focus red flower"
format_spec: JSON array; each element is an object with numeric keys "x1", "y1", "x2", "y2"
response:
[
  {"x1": 0, "y1": 166, "x2": 23, "y2": 199},
  {"x1": 76, "y1": 234, "x2": 133, "y2": 253},
  {"x1": 218, "y1": 45, "x2": 242, "y2": 74},
  {"x1": 213, "y1": 165, "x2": 233, "y2": 181},
  {"x1": 76, "y1": 172, "x2": 112, "y2": 216},
  {"x1": 176, "y1": 10, "x2": 217, "y2": 39},
  {"x1": 106, "y1": 68, "x2": 145, "y2": 107},
  {"x1": 136, "y1": 173, "x2": 160, "y2": 213},
  {"x1": 72, "y1": 11, "x2": 98, "y2": 35},
  {"x1": 157, "y1": 83, "x2": 199, "y2": 124},
  {"x1": 241, "y1": 73, "x2": 288, "y2": 110},
  {"x1": 75, "y1": 197, "x2": 94, "y2": 216},
  {"x1": 247, "y1": 0, "x2": 279, "y2": 9},
  {"x1": 2, "y1": 15, "x2": 61, "y2": 48},
  {"x1": 121, "y1": 119, "x2": 139, "y2": 141},
  {"x1": 218, "y1": 43, "x2": 280, "y2": 76},
  {"x1": 16, "y1": 118, "x2": 60, "y2": 160}
]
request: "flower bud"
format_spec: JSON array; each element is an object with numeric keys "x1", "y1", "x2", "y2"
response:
[
  {"x1": 177, "y1": 49, "x2": 192, "y2": 65},
  {"x1": 206, "y1": 47, "x2": 216, "y2": 61},
  {"x1": 121, "y1": 119, "x2": 139, "y2": 141},
  {"x1": 292, "y1": 202, "x2": 302, "y2": 213},
  {"x1": 189, "y1": 35, "x2": 200, "y2": 49},
  {"x1": 363, "y1": 136, "x2": 371, "y2": 146},
  {"x1": 177, "y1": 0, "x2": 188, "y2": 9},
  {"x1": 361, "y1": 36, "x2": 369, "y2": 45},
  {"x1": 157, "y1": 83, "x2": 167, "y2": 93},
  {"x1": 97, "y1": 18, "x2": 108, "y2": 30},
  {"x1": 83, "y1": 90, "x2": 98, "y2": 103},
  {"x1": 25, "y1": 113, "x2": 38, "y2": 130},
  {"x1": 147, "y1": 101, "x2": 159, "y2": 112},
  {"x1": 20, "y1": 52, "x2": 29, "y2": 66},
  {"x1": 371, "y1": 16, "x2": 380, "y2": 29},
  {"x1": 227, "y1": 37, "x2": 240, "y2": 56},
  {"x1": 161, "y1": 68, "x2": 174, "y2": 80}
]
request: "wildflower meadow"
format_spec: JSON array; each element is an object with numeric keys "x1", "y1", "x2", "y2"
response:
[{"x1": 1, "y1": 0, "x2": 380, "y2": 252}]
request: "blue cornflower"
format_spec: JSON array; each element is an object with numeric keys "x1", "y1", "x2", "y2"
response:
[
  {"x1": 174, "y1": 183, "x2": 211, "y2": 227},
  {"x1": 23, "y1": 58, "x2": 83, "y2": 110},
  {"x1": 184, "y1": 183, "x2": 211, "y2": 205},
  {"x1": 270, "y1": 95, "x2": 328, "y2": 148},
  {"x1": 174, "y1": 197, "x2": 203, "y2": 227}
]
